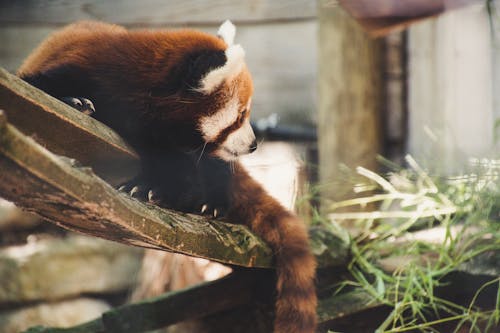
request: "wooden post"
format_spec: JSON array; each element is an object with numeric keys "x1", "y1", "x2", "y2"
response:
[{"x1": 317, "y1": 1, "x2": 384, "y2": 204}]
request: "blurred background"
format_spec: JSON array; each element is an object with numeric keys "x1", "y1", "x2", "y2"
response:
[{"x1": 0, "y1": 1, "x2": 498, "y2": 332}]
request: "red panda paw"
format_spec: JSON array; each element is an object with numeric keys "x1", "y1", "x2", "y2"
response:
[
  {"x1": 117, "y1": 176, "x2": 208, "y2": 214},
  {"x1": 117, "y1": 179, "x2": 227, "y2": 218},
  {"x1": 60, "y1": 97, "x2": 95, "y2": 116}
]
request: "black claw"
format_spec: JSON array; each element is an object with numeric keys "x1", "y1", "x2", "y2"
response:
[
  {"x1": 148, "y1": 189, "x2": 162, "y2": 204},
  {"x1": 129, "y1": 186, "x2": 140, "y2": 197}
]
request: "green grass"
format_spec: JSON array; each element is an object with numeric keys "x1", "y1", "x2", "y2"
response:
[{"x1": 319, "y1": 155, "x2": 500, "y2": 332}]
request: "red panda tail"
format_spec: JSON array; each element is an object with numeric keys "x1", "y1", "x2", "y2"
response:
[
  {"x1": 229, "y1": 164, "x2": 317, "y2": 333},
  {"x1": 271, "y1": 215, "x2": 318, "y2": 333}
]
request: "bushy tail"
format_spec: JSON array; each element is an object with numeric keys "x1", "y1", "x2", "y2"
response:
[
  {"x1": 229, "y1": 164, "x2": 317, "y2": 333},
  {"x1": 270, "y1": 215, "x2": 317, "y2": 333}
]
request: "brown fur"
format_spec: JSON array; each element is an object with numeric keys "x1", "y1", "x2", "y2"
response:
[
  {"x1": 229, "y1": 164, "x2": 317, "y2": 333},
  {"x1": 19, "y1": 21, "x2": 317, "y2": 333}
]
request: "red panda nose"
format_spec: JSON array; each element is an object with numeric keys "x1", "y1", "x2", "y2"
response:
[{"x1": 249, "y1": 140, "x2": 258, "y2": 153}]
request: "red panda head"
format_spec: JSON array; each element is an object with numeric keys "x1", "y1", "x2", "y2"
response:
[
  {"x1": 197, "y1": 21, "x2": 256, "y2": 161},
  {"x1": 150, "y1": 21, "x2": 256, "y2": 161}
]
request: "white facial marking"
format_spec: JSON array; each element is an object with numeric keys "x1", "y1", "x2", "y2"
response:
[
  {"x1": 199, "y1": 97, "x2": 239, "y2": 141},
  {"x1": 217, "y1": 20, "x2": 236, "y2": 46},
  {"x1": 197, "y1": 45, "x2": 245, "y2": 94},
  {"x1": 218, "y1": 119, "x2": 256, "y2": 161}
]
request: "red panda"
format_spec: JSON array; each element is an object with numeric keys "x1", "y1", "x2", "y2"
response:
[{"x1": 18, "y1": 21, "x2": 317, "y2": 333}]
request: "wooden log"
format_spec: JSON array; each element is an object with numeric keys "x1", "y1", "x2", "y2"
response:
[
  {"x1": 317, "y1": 288, "x2": 384, "y2": 332},
  {"x1": 22, "y1": 271, "x2": 259, "y2": 333},
  {"x1": 22, "y1": 275, "x2": 383, "y2": 333},
  {"x1": 26, "y1": 242, "x2": 499, "y2": 333},
  {"x1": 0, "y1": 67, "x2": 139, "y2": 186},
  {"x1": 0, "y1": 110, "x2": 274, "y2": 267},
  {"x1": 0, "y1": 69, "x2": 350, "y2": 268}
]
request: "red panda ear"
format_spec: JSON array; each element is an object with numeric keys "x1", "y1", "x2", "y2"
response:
[
  {"x1": 195, "y1": 45, "x2": 245, "y2": 94},
  {"x1": 217, "y1": 20, "x2": 236, "y2": 46},
  {"x1": 191, "y1": 20, "x2": 246, "y2": 95},
  {"x1": 183, "y1": 50, "x2": 227, "y2": 93}
]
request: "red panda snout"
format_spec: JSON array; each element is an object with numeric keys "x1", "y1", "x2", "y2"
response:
[
  {"x1": 197, "y1": 69, "x2": 256, "y2": 161},
  {"x1": 198, "y1": 97, "x2": 257, "y2": 161},
  {"x1": 217, "y1": 118, "x2": 256, "y2": 160}
]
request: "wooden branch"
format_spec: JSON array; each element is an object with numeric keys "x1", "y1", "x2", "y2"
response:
[
  {"x1": 22, "y1": 253, "x2": 500, "y2": 333},
  {"x1": 0, "y1": 110, "x2": 272, "y2": 267},
  {"x1": 23, "y1": 271, "x2": 259, "y2": 333},
  {"x1": 0, "y1": 67, "x2": 350, "y2": 268},
  {"x1": 317, "y1": 289, "x2": 384, "y2": 331},
  {"x1": 22, "y1": 271, "x2": 381, "y2": 333},
  {"x1": 0, "y1": 68, "x2": 139, "y2": 186}
]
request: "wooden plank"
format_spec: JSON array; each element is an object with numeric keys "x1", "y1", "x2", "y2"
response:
[
  {"x1": 317, "y1": 1, "x2": 383, "y2": 203},
  {"x1": 0, "y1": 67, "x2": 139, "y2": 186},
  {"x1": 0, "y1": 1, "x2": 316, "y2": 26}
]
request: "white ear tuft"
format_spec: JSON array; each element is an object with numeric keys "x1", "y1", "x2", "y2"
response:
[
  {"x1": 218, "y1": 20, "x2": 236, "y2": 46},
  {"x1": 197, "y1": 44, "x2": 245, "y2": 94}
]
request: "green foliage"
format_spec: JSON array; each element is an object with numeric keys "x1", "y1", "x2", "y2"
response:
[{"x1": 324, "y1": 155, "x2": 500, "y2": 332}]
